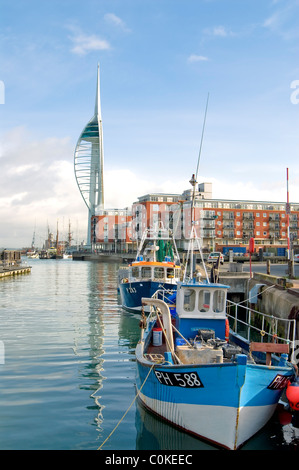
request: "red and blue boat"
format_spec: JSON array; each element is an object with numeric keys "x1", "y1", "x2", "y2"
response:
[{"x1": 118, "y1": 226, "x2": 181, "y2": 313}]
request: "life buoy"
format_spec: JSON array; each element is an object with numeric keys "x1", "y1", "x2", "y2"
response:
[
  {"x1": 225, "y1": 318, "x2": 229, "y2": 342},
  {"x1": 286, "y1": 378, "x2": 299, "y2": 411}
]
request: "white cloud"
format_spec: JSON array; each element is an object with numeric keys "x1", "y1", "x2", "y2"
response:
[
  {"x1": 263, "y1": 0, "x2": 299, "y2": 39},
  {"x1": 203, "y1": 25, "x2": 235, "y2": 37},
  {"x1": 187, "y1": 54, "x2": 209, "y2": 63},
  {"x1": 0, "y1": 127, "x2": 87, "y2": 248},
  {"x1": 104, "y1": 13, "x2": 131, "y2": 32},
  {"x1": 213, "y1": 26, "x2": 230, "y2": 37},
  {"x1": 70, "y1": 33, "x2": 110, "y2": 55},
  {"x1": 66, "y1": 24, "x2": 111, "y2": 55}
]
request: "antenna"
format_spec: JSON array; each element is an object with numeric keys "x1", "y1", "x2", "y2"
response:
[
  {"x1": 187, "y1": 94, "x2": 210, "y2": 283},
  {"x1": 195, "y1": 93, "x2": 209, "y2": 181},
  {"x1": 191, "y1": 93, "x2": 210, "y2": 214}
]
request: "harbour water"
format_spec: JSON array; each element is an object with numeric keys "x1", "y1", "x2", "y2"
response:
[{"x1": 0, "y1": 258, "x2": 297, "y2": 451}]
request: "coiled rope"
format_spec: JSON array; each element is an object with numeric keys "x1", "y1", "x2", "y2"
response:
[{"x1": 97, "y1": 363, "x2": 155, "y2": 450}]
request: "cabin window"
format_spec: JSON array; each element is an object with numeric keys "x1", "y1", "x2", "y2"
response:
[
  {"x1": 166, "y1": 268, "x2": 175, "y2": 278},
  {"x1": 213, "y1": 290, "x2": 225, "y2": 313},
  {"x1": 141, "y1": 266, "x2": 152, "y2": 278},
  {"x1": 183, "y1": 289, "x2": 196, "y2": 311},
  {"x1": 154, "y1": 267, "x2": 165, "y2": 279},
  {"x1": 132, "y1": 267, "x2": 139, "y2": 277},
  {"x1": 198, "y1": 290, "x2": 210, "y2": 312}
]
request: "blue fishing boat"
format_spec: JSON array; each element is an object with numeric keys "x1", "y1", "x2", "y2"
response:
[
  {"x1": 135, "y1": 173, "x2": 298, "y2": 450},
  {"x1": 118, "y1": 226, "x2": 181, "y2": 313},
  {"x1": 135, "y1": 264, "x2": 297, "y2": 449}
]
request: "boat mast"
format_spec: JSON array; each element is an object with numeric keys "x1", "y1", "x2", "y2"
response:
[{"x1": 188, "y1": 93, "x2": 210, "y2": 282}]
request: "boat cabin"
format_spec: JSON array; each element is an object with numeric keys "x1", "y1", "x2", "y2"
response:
[
  {"x1": 175, "y1": 281, "x2": 230, "y2": 341},
  {"x1": 128, "y1": 257, "x2": 181, "y2": 284}
]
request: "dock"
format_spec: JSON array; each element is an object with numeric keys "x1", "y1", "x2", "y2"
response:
[
  {"x1": 0, "y1": 266, "x2": 31, "y2": 278},
  {"x1": 0, "y1": 249, "x2": 31, "y2": 278}
]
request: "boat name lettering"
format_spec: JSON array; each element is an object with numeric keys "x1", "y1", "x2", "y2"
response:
[
  {"x1": 154, "y1": 370, "x2": 203, "y2": 388},
  {"x1": 126, "y1": 287, "x2": 137, "y2": 294},
  {"x1": 267, "y1": 374, "x2": 292, "y2": 390}
]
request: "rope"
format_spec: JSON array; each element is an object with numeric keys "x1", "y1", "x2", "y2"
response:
[
  {"x1": 97, "y1": 363, "x2": 155, "y2": 450},
  {"x1": 236, "y1": 284, "x2": 275, "y2": 306}
]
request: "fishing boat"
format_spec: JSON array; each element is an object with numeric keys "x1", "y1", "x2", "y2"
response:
[
  {"x1": 26, "y1": 249, "x2": 39, "y2": 259},
  {"x1": 135, "y1": 241, "x2": 298, "y2": 448},
  {"x1": 118, "y1": 225, "x2": 181, "y2": 313},
  {"x1": 135, "y1": 175, "x2": 298, "y2": 450}
]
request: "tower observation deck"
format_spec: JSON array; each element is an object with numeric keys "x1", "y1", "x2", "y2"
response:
[{"x1": 74, "y1": 64, "x2": 104, "y2": 246}]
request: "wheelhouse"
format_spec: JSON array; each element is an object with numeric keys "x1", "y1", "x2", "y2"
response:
[
  {"x1": 175, "y1": 282, "x2": 230, "y2": 340},
  {"x1": 129, "y1": 261, "x2": 181, "y2": 284}
]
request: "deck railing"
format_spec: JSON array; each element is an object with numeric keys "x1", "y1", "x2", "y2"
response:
[{"x1": 226, "y1": 299, "x2": 297, "y2": 363}]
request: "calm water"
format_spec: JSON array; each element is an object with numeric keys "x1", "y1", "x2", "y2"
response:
[{"x1": 0, "y1": 258, "x2": 297, "y2": 451}]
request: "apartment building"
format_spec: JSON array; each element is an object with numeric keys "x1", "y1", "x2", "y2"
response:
[
  {"x1": 91, "y1": 208, "x2": 133, "y2": 252},
  {"x1": 91, "y1": 183, "x2": 299, "y2": 254}
]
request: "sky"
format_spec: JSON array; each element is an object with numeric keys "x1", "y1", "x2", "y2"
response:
[{"x1": 0, "y1": 0, "x2": 298, "y2": 248}]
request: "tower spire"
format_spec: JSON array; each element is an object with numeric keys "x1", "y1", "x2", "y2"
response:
[
  {"x1": 74, "y1": 63, "x2": 105, "y2": 247},
  {"x1": 94, "y1": 63, "x2": 102, "y2": 120}
]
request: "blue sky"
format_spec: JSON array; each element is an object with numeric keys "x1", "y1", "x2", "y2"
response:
[{"x1": 0, "y1": 0, "x2": 298, "y2": 247}]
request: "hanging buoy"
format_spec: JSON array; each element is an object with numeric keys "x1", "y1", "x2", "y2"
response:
[{"x1": 286, "y1": 377, "x2": 299, "y2": 412}]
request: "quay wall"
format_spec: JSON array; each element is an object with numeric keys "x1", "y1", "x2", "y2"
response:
[{"x1": 247, "y1": 273, "x2": 299, "y2": 337}]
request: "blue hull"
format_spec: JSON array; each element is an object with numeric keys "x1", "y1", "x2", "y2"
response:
[
  {"x1": 119, "y1": 281, "x2": 176, "y2": 312},
  {"x1": 136, "y1": 352, "x2": 294, "y2": 449}
]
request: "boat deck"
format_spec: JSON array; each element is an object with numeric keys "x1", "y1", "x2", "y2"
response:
[
  {"x1": 145, "y1": 336, "x2": 260, "y2": 366},
  {"x1": 147, "y1": 342, "x2": 167, "y2": 357}
]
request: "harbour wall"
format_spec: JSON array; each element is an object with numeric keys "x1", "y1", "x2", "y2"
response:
[{"x1": 247, "y1": 272, "x2": 299, "y2": 323}]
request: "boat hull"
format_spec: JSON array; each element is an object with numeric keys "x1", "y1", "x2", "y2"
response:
[
  {"x1": 119, "y1": 281, "x2": 176, "y2": 313},
  {"x1": 136, "y1": 351, "x2": 294, "y2": 450}
]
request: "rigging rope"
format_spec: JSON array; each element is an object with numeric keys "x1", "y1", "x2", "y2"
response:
[{"x1": 97, "y1": 363, "x2": 155, "y2": 450}]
